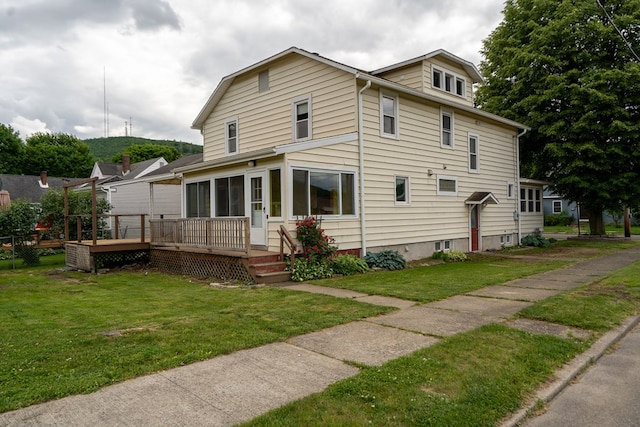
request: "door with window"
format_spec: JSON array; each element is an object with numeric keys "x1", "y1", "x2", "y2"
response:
[
  {"x1": 470, "y1": 205, "x2": 479, "y2": 251},
  {"x1": 248, "y1": 172, "x2": 267, "y2": 246}
]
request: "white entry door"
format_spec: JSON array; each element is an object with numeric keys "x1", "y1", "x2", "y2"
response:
[{"x1": 248, "y1": 172, "x2": 267, "y2": 246}]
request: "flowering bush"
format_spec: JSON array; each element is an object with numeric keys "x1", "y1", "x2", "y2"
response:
[{"x1": 295, "y1": 216, "x2": 336, "y2": 263}]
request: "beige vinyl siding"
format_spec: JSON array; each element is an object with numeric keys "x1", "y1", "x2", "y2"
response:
[
  {"x1": 376, "y1": 63, "x2": 424, "y2": 92},
  {"x1": 202, "y1": 55, "x2": 357, "y2": 162},
  {"x1": 358, "y1": 85, "x2": 519, "y2": 250}
]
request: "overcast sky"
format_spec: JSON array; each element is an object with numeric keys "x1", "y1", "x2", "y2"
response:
[{"x1": 1, "y1": 0, "x2": 506, "y2": 145}]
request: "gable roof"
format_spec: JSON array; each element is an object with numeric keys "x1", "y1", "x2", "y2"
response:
[
  {"x1": 0, "y1": 174, "x2": 71, "y2": 204},
  {"x1": 192, "y1": 47, "x2": 528, "y2": 133},
  {"x1": 370, "y1": 49, "x2": 483, "y2": 83}
]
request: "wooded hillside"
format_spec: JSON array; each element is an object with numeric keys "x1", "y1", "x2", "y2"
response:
[{"x1": 84, "y1": 136, "x2": 203, "y2": 161}]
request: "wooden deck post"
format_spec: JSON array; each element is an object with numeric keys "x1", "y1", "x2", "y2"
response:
[
  {"x1": 64, "y1": 187, "x2": 69, "y2": 241},
  {"x1": 243, "y1": 217, "x2": 251, "y2": 256},
  {"x1": 140, "y1": 214, "x2": 146, "y2": 242},
  {"x1": 114, "y1": 215, "x2": 120, "y2": 239}
]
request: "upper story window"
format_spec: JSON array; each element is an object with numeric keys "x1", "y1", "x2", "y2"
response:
[
  {"x1": 432, "y1": 66, "x2": 466, "y2": 98},
  {"x1": 437, "y1": 175, "x2": 458, "y2": 196},
  {"x1": 258, "y1": 69, "x2": 269, "y2": 93},
  {"x1": 395, "y1": 176, "x2": 409, "y2": 204},
  {"x1": 468, "y1": 133, "x2": 479, "y2": 172},
  {"x1": 441, "y1": 109, "x2": 454, "y2": 148},
  {"x1": 380, "y1": 91, "x2": 398, "y2": 138},
  {"x1": 225, "y1": 118, "x2": 238, "y2": 155},
  {"x1": 520, "y1": 186, "x2": 541, "y2": 213},
  {"x1": 292, "y1": 95, "x2": 311, "y2": 141}
]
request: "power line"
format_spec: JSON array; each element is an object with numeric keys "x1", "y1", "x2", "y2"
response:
[{"x1": 595, "y1": 0, "x2": 640, "y2": 62}]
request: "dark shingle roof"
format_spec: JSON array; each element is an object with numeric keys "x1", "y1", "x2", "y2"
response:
[{"x1": 0, "y1": 174, "x2": 71, "y2": 204}]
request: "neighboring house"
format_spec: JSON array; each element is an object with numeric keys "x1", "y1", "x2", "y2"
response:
[
  {"x1": 168, "y1": 47, "x2": 543, "y2": 260},
  {"x1": 82, "y1": 155, "x2": 172, "y2": 238},
  {"x1": 543, "y1": 187, "x2": 637, "y2": 226},
  {"x1": 0, "y1": 171, "x2": 69, "y2": 205}
]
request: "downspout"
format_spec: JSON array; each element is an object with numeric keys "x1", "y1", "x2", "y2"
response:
[
  {"x1": 357, "y1": 74, "x2": 371, "y2": 257},
  {"x1": 515, "y1": 128, "x2": 527, "y2": 245}
]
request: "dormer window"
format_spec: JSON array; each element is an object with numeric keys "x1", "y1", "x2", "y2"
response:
[{"x1": 432, "y1": 66, "x2": 466, "y2": 98}]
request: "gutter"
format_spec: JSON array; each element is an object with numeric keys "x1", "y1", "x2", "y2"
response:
[
  {"x1": 515, "y1": 128, "x2": 527, "y2": 245},
  {"x1": 357, "y1": 74, "x2": 371, "y2": 257}
]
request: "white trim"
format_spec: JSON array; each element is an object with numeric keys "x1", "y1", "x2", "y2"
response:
[
  {"x1": 379, "y1": 90, "x2": 399, "y2": 139},
  {"x1": 468, "y1": 132, "x2": 479, "y2": 173},
  {"x1": 275, "y1": 132, "x2": 358, "y2": 154},
  {"x1": 552, "y1": 200, "x2": 563, "y2": 214},
  {"x1": 432, "y1": 65, "x2": 467, "y2": 98},
  {"x1": 291, "y1": 94, "x2": 312, "y2": 142},
  {"x1": 437, "y1": 175, "x2": 458, "y2": 196},
  {"x1": 394, "y1": 175, "x2": 410, "y2": 205},
  {"x1": 440, "y1": 108, "x2": 454, "y2": 149},
  {"x1": 225, "y1": 117, "x2": 238, "y2": 155},
  {"x1": 506, "y1": 181, "x2": 516, "y2": 199}
]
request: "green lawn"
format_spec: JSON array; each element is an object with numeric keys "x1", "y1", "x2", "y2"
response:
[
  {"x1": 312, "y1": 255, "x2": 571, "y2": 302},
  {"x1": 2, "y1": 241, "x2": 640, "y2": 424},
  {"x1": 0, "y1": 269, "x2": 391, "y2": 412},
  {"x1": 545, "y1": 223, "x2": 640, "y2": 235}
]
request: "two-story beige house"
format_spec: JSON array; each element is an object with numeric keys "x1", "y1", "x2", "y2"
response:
[{"x1": 172, "y1": 47, "x2": 543, "y2": 260}]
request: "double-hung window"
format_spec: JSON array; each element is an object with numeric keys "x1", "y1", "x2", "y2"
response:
[
  {"x1": 380, "y1": 91, "x2": 398, "y2": 138},
  {"x1": 225, "y1": 118, "x2": 238, "y2": 155},
  {"x1": 520, "y1": 186, "x2": 541, "y2": 213},
  {"x1": 186, "y1": 180, "x2": 211, "y2": 218},
  {"x1": 553, "y1": 200, "x2": 562, "y2": 214},
  {"x1": 468, "y1": 133, "x2": 479, "y2": 172},
  {"x1": 292, "y1": 168, "x2": 355, "y2": 217},
  {"x1": 441, "y1": 109, "x2": 454, "y2": 148},
  {"x1": 292, "y1": 96, "x2": 311, "y2": 141}
]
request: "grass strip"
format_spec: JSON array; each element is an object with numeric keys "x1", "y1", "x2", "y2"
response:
[
  {"x1": 244, "y1": 324, "x2": 586, "y2": 426},
  {"x1": 519, "y1": 261, "x2": 640, "y2": 331},
  {"x1": 313, "y1": 256, "x2": 570, "y2": 302}
]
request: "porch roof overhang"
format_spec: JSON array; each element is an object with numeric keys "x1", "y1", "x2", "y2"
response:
[
  {"x1": 172, "y1": 147, "x2": 280, "y2": 175},
  {"x1": 465, "y1": 192, "x2": 500, "y2": 205}
]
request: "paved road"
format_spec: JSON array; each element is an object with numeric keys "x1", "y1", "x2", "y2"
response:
[{"x1": 523, "y1": 324, "x2": 640, "y2": 427}]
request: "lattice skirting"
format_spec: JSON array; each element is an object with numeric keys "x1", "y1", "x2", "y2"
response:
[
  {"x1": 94, "y1": 250, "x2": 150, "y2": 270},
  {"x1": 65, "y1": 243, "x2": 91, "y2": 271},
  {"x1": 149, "y1": 249, "x2": 252, "y2": 282}
]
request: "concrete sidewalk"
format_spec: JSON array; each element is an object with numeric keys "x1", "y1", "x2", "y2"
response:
[{"x1": 2, "y1": 247, "x2": 640, "y2": 426}]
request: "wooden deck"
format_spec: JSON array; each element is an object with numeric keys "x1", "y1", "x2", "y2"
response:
[{"x1": 65, "y1": 239, "x2": 291, "y2": 283}]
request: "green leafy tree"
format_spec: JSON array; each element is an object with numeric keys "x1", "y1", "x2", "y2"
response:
[
  {"x1": 0, "y1": 199, "x2": 40, "y2": 265},
  {"x1": 477, "y1": 0, "x2": 640, "y2": 235},
  {"x1": 39, "y1": 189, "x2": 112, "y2": 240},
  {"x1": 23, "y1": 132, "x2": 95, "y2": 178},
  {"x1": 112, "y1": 144, "x2": 181, "y2": 164},
  {"x1": 0, "y1": 123, "x2": 25, "y2": 174}
]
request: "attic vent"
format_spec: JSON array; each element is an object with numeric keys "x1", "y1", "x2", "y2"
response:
[{"x1": 258, "y1": 69, "x2": 269, "y2": 93}]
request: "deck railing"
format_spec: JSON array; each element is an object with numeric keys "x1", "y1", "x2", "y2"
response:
[{"x1": 149, "y1": 217, "x2": 251, "y2": 254}]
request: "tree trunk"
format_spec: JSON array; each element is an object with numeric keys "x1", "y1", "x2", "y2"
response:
[
  {"x1": 624, "y1": 206, "x2": 631, "y2": 238},
  {"x1": 588, "y1": 210, "x2": 606, "y2": 235}
]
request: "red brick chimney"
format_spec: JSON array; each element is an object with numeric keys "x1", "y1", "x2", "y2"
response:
[
  {"x1": 122, "y1": 154, "x2": 131, "y2": 175},
  {"x1": 39, "y1": 171, "x2": 48, "y2": 188}
]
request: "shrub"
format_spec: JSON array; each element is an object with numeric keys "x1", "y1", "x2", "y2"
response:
[
  {"x1": 290, "y1": 258, "x2": 333, "y2": 282},
  {"x1": 295, "y1": 216, "x2": 336, "y2": 263},
  {"x1": 544, "y1": 211, "x2": 574, "y2": 226},
  {"x1": 521, "y1": 234, "x2": 551, "y2": 248},
  {"x1": 364, "y1": 250, "x2": 406, "y2": 270},
  {"x1": 329, "y1": 254, "x2": 369, "y2": 275},
  {"x1": 432, "y1": 250, "x2": 468, "y2": 262}
]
